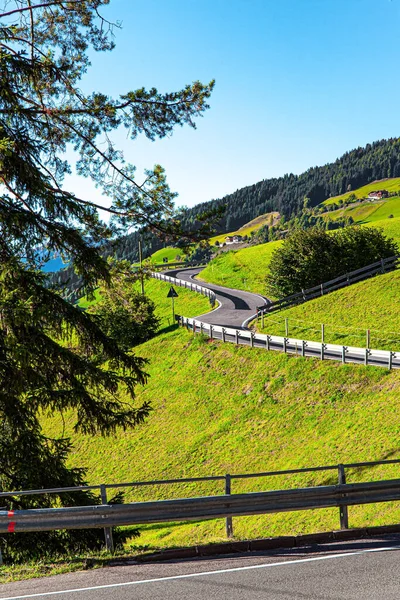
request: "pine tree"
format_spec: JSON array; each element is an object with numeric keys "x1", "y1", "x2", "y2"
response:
[{"x1": 0, "y1": 0, "x2": 214, "y2": 560}]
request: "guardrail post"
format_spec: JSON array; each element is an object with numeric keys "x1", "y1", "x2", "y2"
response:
[
  {"x1": 210, "y1": 325, "x2": 213, "y2": 340},
  {"x1": 250, "y1": 333, "x2": 255, "y2": 347},
  {"x1": 365, "y1": 348, "x2": 371, "y2": 366},
  {"x1": 266, "y1": 335, "x2": 271, "y2": 350},
  {"x1": 100, "y1": 484, "x2": 114, "y2": 553},
  {"x1": 321, "y1": 343, "x2": 326, "y2": 361},
  {"x1": 302, "y1": 340, "x2": 307, "y2": 357},
  {"x1": 225, "y1": 474, "x2": 233, "y2": 538},
  {"x1": 200, "y1": 323, "x2": 203, "y2": 335},
  {"x1": 342, "y1": 346, "x2": 347, "y2": 364},
  {"x1": 337, "y1": 465, "x2": 349, "y2": 530},
  {"x1": 222, "y1": 328, "x2": 226, "y2": 342},
  {"x1": 389, "y1": 352, "x2": 395, "y2": 370},
  {"x1": 236, "y1": 330, "x2": 239, "y2": 344},
  {"x1": 283, "y1": 337, "x2": 288, "y2": 353}
]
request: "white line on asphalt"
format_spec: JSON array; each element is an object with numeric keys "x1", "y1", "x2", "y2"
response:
[{"x1": 1, "y1": 545, "x2": 400, "y2": 599}]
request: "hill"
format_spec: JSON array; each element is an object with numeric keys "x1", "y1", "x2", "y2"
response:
[
  {"x1": 182, "y1": 138, "x2": 400, "y2": 233},
  {"x1": 40, "y1": 272, "x2": 400, "y2": 552},
  {"x1": 199, "y1": 241, "x2": 282, "y2": 295},
  {"x1": 258, "y1": 268, "x2": 400, "y2": 351},
  {"x1": 49, "y1": 138, "x2": 400, "y2": 300},
  {"x1": 323, "y1": 178, "x2": 400, "y2": 206}
]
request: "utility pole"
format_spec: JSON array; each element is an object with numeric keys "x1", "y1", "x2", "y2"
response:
[{"x1": 139, "y1": 239, "x2": 145, "y2": 296}]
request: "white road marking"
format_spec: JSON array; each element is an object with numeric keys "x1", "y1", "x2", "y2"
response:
[{"x1": 1, "y1": 545, "x2": 399, "y2": 599}]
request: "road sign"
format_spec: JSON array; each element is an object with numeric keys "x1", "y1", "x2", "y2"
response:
[{"x1": 167, "y1": 286, "x2": 178, "y2": 298}]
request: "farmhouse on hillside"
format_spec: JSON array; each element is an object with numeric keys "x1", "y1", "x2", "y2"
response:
[
  {"x1": 368, "y1": 190, "x2": 389, "y2": 200},
  {"x1": 225, "y1": 235, "x2": 243, "y2": 244}
]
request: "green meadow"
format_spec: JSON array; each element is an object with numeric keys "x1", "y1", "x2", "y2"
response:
[
  {"x1": 199, "y1": 240, "x2": 282, "y2": 295},
  {"x1": 38, "y1": 274, "x2": 400, "y2": 553},
  {"x1": 257, "y1": 269, "x2": 400, "y2": 351}
]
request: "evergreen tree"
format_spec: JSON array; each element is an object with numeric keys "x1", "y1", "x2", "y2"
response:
[{"x1": 0, "y1": 0, "x2": 214, "y2": 559}]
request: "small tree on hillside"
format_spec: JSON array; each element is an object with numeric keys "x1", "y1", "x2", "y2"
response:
[{"x1": 88, "y1": 263, "x2": 159, "y2": 351}]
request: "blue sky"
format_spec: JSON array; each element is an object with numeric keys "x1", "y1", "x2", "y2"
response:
[{"x1": 68, "y1": 0, "x2": 400, "y2": 210}]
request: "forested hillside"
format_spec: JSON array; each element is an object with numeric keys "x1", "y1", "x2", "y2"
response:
[
  {"x1": 106, "y1": 137, "x2": 400, "y2": 254},
  {"x1": 183, "y1": 138, "x2": 400, "y2": 232},
  {"x1": 50, "y1": 138, "x2": 400, "y2": 298}
]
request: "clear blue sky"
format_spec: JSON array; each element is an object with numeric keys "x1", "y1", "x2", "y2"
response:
[{"x1": 68, "y1": 0, "x2": 400, "y2": 210}]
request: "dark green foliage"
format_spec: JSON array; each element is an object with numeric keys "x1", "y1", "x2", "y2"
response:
[
  {"x1": 187, "y1": 241, "x2": 213, "y2": 263},
  {"x1": 266, "y1": 227, "x2": 399, "y2": 297},
  {"x1": 88, "y1": 266, "x2": 160, "y2": 351},
  {"x1": 0, "y1": 0, "x2": 214, "y2": 561}
]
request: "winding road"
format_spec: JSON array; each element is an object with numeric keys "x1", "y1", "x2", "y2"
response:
[{"x1": 165, "y1": 267, "x2": 268, "y2": 329}]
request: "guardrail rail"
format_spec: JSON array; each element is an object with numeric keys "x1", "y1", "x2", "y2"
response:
[
  {"x1": 177, "y1": 316, "x2": 400, "y2": 370},
  {"x1": 1, "y1": 459, "x2": 400, "y2": 557}
]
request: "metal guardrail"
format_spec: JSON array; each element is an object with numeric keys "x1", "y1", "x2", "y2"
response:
[
  {"x1": 260, "y1": 255, "x2": 399, "y2": 314},
  {"x1": 178, "y1": 316, "x2": 400, "y2": 370},
  {"x1": 151, "y1": 270, "x2": 217, "y2": 306},
  {"x1": 2, "y1": 459, "x2": 400, "y2": 555}
]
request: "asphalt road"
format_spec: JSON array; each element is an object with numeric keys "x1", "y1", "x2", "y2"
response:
[
  {"x1": 2, "y1": 536, "x2": 400, "y2": 599},
  {"x1": 165, "y1": 267, "x2": 268, "y2": 328}
]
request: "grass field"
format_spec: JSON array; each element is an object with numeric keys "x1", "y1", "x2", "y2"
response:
[
  {"x1": 208, "y1": 213, "x2": 278, "y2": 245},
  {"x1": 199, "y1": 240, "x2": 282, "y2": 295},
  {"x1": 322, "y1": 197, "x2": 400, "y2": 224},
  {"x1": 257, "y1": 268, "x2": 400, "y2": 351},
  {"x1": 41, "y1": 323, "x2": 400, "y2": 552},
  {"x1": 147, "y1": 247, "x2": 185, "y2": 264},
  {"x1": 323, "y1": 178, "x2": 400, "y2": 205}
]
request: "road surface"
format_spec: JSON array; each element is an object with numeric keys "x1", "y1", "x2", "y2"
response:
[
  {"x1": 165, "y1": 267, "x2": 268, "y2": 329},
  {"x1": 2, "y1": 536, "x2": 400, "y2": 599}
]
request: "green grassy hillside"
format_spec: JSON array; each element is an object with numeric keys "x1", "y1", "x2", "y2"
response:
[
  {"x1": 199, "y1": 240, "x2": 282, "y2": 295},
  {"x1": 147, "y1": 247, "x2": 184, "y2": 264},
  {"x1": 324, "y1": 178, "x2": 400, "y2": 205},
  {"x1": 41, "y1": 325, "x2": 400, "y2": 551},
  {"x1": 258, "y1": 269, "x2": 400, "y2": 351},
  {"x1": 322, "y1": 197, "x2": 400, "y2": 224}
]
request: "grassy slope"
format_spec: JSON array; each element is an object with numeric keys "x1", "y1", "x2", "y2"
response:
[
  {"x1": 41, "y1": 326, "x2": 400, "y2": 550},
  {"x1": 322, "y1": 197, "x2": 400, "y2": 224},
  {"x1": 324, "y1": 178, "x2": 400, "y2": 205},
  {"x1": 147, "y1": 247, "x2": 184, "y2": 264},
  {"x1": 199, "y1": 240, "x2": 282, "y2": 295},
  {"x1": 200, "y1": 213, "x2": 400, "y2": 296},
  {"x1": 258, "y1": 269, "x2": 400, "y2": 351},
  {"x1": 208, "y1": 212, "x2": 278, "y2": 245}
]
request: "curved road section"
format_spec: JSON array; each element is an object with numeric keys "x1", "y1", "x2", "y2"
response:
[{"x1": 165, "y1": 267, "x2": 268, "y2": 329}]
